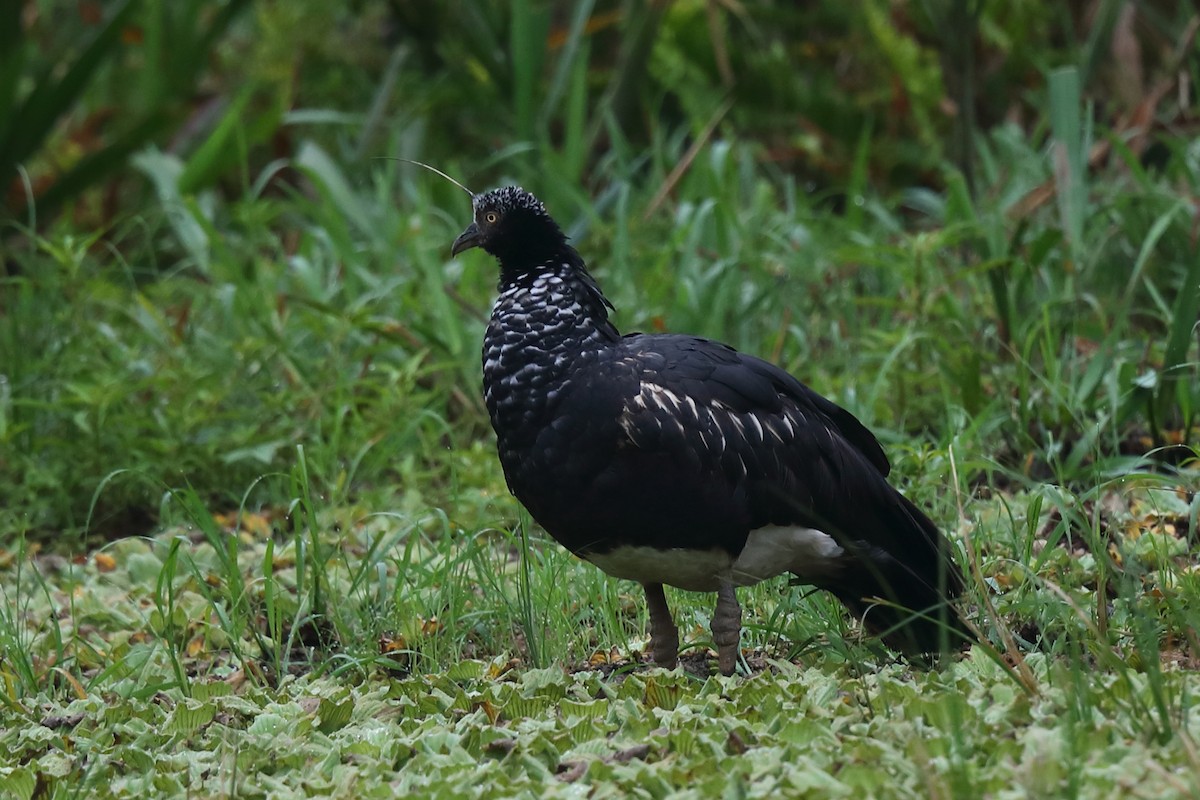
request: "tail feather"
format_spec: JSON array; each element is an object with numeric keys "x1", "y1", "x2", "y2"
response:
[
  {"x1": 821, "y1": 493, "x2": 973, "y2": 656},
  {"x1": 829, "y1": 562, "x2": 971, "y2": 655}
]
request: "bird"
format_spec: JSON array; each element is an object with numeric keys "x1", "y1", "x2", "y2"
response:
[{"x1": 451, "y1": 185, "x2": 971, "y2": 675}]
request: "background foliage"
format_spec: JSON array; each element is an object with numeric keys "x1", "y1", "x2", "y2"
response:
[
  {"x1": 1, "y1": 1, "x2": 1199, "y2": 796},
  {"x1": 3, "y1": 0, "x2": 1197, "y2": 540}
]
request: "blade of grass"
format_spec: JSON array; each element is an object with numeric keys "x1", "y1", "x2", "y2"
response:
[
  {"x1": 1048, "y1": 66, "x2": 1086, "y2": 269},
  {"x1": 1078, "y1": 0, "x2": 1123, "y2": 87},
  {"x1": 139, "y1": 0, "x2": 165, "y2": 109},
  {"x1": 1155, "y1": 242, "x2": 1200, "y2": 429},
  {"x1": 355, "y1": 46, "x2": 408, "y2": 162},
  {"x1": 291, "y1": 444, "x2": 331, "y2": 655},
  {"x1": 516, "y1": 510, "x2": 543, "y2": 668},
  {"x1": 296, "y1": 141, "x2": 378, "y2": 243},
  {"x1": 178, "y1": 86, "x2": 284, "y2": 194},
  {"x1": 845, "y1": 119, "x2": 873, "y2": 233},
  {"x1": 643, "y1": 96, "x2": 733, "y2": 220},
  {"x1": 262, "y1": 537, "x2": 283, "y2": 679},
  {"x1": 152, "y1": 537, "x2": 191, "y2": 697},
  {"x1": 561, "y1": 36, "x2": 591, "y2": 184},
  {"x1": 590, "y1": 0, "x2": 669, "y2": 150},
  {"x1": 540, "y1": 0, "x2": 595, "y2": 130},
  {"x1": 511, "y1": 0, "x2": 549, "y2": 143}
]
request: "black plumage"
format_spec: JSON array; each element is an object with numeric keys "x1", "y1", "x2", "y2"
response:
[{"x1": 452, "y1": 185, "x2": 970, "y2": 674}]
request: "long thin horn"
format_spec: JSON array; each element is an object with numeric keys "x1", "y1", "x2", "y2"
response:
[{"x1": 385, "y1": 158, "x2": 475, "y2": 198}]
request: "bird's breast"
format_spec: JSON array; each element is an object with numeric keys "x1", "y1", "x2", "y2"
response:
[{"x1": 482, "y1": 286, "x2": 620, "y2": 479}]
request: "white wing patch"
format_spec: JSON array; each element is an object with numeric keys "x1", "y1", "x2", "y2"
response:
[{"x1": 730, "y1": 526, "x2": 843, "y2": 585}]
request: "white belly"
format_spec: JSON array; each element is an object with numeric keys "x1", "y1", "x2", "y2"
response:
[{"x1": 585, "y1": 526, "x2": 844, "y2": 592}]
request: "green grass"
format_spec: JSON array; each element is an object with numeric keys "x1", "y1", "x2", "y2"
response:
[{"x1": 3, "y1": 113, "x2": 1200, "y2": 796}]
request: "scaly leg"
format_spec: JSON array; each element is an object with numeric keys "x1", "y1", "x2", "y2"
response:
[
  {"x1": 711, "y1": 581, "x2": 742, "y2": 676},
  {"x1": 642, "y1": 583, "x2": 679, "y2": 669}
]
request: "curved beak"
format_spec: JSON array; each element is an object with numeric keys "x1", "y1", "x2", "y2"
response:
[{"x1": 451, "y1": 222, "x2": 482, "y2": 257}]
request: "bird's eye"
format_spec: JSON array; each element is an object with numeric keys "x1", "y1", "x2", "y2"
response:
[{"x1": 485, "y1": 211, "x2": 499, "y2": 224}]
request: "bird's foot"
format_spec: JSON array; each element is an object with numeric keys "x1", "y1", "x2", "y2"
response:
[
  {"x1": 711, "y1": 581, "x2": 742, "y2": 676},
  {"x1": 643, "y1": 582, "x2": 679, "y2": 669}
]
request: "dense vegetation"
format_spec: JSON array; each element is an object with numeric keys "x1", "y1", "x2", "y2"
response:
[{"x1": 2, "y1": 2, "x2": 1198, "y2": 797}]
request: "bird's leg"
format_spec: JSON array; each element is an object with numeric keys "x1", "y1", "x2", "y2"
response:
[
  {"x1": 642, "y1": 583, "x2": 679, "y2": 669},
  {"x1": 711, "y1": 580, "x2": 742, "y2": 676}
]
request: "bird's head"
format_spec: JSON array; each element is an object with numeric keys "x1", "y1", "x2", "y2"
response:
[{"x1": 451, "y1": 186, "x2": 570, "y2": 272}]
